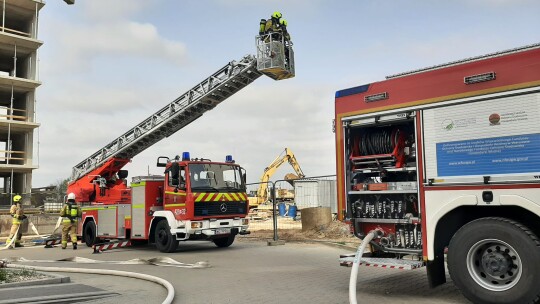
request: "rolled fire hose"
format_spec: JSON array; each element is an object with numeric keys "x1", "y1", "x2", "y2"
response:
[
  {"x1": 349, "y1": 230, "x2": 377, "y2": 304},
  {"x1": 7, "y1": 263, "x2": 175, "y2": 304}
]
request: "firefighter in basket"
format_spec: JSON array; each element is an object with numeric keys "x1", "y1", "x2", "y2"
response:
[
  {"x1": 7, "y1": 195, "x2": 26, "y2": 248},
  {"x1": 260, "y1": 11, "x2": 282, "y2": 42},
  {"x1": 60, "y1": 193, "x2": 81, "y2": 250}
]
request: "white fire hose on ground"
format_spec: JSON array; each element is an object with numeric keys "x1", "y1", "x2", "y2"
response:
[
  {"x1": 349, "y1": 229, "x2": 381, "y2": 304},
  {"x1": 7, "y1": 263, "x2": 175, "y2": 304},
  {"x1": 0, "y1": 226, "x2": 19, "y2": 250}
]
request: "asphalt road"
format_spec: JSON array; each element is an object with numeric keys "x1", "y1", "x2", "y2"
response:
[{"x1": 0, "y1": 238, "x2": 470, "y2": 304}]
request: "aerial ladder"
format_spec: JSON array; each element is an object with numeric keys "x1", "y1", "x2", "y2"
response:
[
  {"x1": 68, "y1": 35, "x2": 295, "y2": 202},
  {"x1": 248, "y1": 148, "x2": 305, "y2": 209}
]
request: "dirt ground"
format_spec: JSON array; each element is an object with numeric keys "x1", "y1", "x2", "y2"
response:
[{"x1": 242, "y1": 220, "x2": 361, "y2": 248}]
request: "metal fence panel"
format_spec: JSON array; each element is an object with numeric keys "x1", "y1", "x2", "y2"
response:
[{"x1": 246, "y1": 175, "x2": 337, "y2": 240}]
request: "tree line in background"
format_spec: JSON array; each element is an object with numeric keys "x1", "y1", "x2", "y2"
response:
[{"x1": 0, "y1": 177, "x2": 71, "y2": 207}]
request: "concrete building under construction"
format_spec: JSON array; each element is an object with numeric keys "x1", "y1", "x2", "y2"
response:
[{"x1": 0, "y1": 0, "x2": 43, "y2": 205}]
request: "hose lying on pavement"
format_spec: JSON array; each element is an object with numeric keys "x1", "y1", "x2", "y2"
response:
[
  {"x1": 7, "y1": 263, "x2": 175, "y2": 304},
  {"x1": 349, "y1": 230, "x2": 380, "y2": 304},
  {"x1": 6, "y1": 256, "x2": 210, "y2": 268},
  {"x1": 0, "y1": 226, "x2": 19, "y2": 251}
]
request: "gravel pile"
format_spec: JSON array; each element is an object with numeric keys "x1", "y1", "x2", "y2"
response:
[{"x1": 0, "y1": 268, "x2": 48, "y2": 284}]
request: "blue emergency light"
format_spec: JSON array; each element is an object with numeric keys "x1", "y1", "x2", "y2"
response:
[
  {"x1": 225, "y1": 155, "x2": 234, "y2": 163},
  {"x1": 182, "y1": 152, "x2": 190, "y2": 161}
]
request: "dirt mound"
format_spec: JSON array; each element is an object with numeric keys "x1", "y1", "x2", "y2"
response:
[{"x1": 243, "y1": 221, "x2": 359, "y2": 246}]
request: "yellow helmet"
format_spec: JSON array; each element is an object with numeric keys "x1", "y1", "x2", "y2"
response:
[
  {"x1": 272, "y1": 11, "x2": 282, "y2": 19},
  {"x1": 280, "y1": 19, "x2": 287, "y2": 27},
  {"x1": 13, "y1": 195, "x2": 22, "y2": 202}
]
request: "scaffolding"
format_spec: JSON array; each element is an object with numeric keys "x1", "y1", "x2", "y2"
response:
[{"x1": 0, "y1": 0, "x2": 43, "y2": 204}]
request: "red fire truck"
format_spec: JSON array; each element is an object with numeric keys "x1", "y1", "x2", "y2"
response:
[
  {"x1": 336, "y1": 43, "x2": 540, "y2": 303},
  {"x1": 72, "y1": 153, "x2": 250, "y2": 253},
  {"x1": 67, "y1": 33, "x2": 295, "y2": 252}
]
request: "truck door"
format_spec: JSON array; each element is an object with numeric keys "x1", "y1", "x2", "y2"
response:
[{"x1": 164, "y1": 167, "x2": 188, "y2": 219}]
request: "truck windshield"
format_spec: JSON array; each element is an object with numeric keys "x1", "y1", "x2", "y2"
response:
[{"x1": 188, "y1": 163, "x2": 244, "y2": 191}]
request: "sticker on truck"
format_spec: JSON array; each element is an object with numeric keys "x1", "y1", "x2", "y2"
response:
[{"x1": 424, "y1": 92, "x2": 540, "y2": 178}]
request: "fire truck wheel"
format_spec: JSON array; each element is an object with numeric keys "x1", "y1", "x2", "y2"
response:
[
  {"x1": 213, "y1": 235, "x2": 235, "y2": 248},
  {"x1": 155, "y1": 220, "x2": 178, "y2": 253},
  {"x1": 447, "y1": 217, "x2": 540, "y2": 304},
  {"x1": 83, "y1": 221, "x2": 100, "y2": 247}
]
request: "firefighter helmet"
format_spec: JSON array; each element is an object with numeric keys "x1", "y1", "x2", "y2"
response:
[
  {"x1": 280, "y1": 19, "x2": 287, "y2": 26},
  {"x1": 67, "y1": 193, "x2": 76, "y2": 201},
  {"x1": 272, "y1": 11, "x2": 282, "y2": 19},
  {"x1": 13, "y1": 195, "x2": 22, "y2": 203}
]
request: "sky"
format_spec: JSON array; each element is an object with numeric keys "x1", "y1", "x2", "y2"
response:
[{"x1": 33, "y1": 0, "x2": 540, "y2": 187}]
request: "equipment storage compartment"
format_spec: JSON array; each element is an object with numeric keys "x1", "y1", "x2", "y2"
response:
[{"x1": 344, "y1": 112, "x2": 421, "y2": 254}]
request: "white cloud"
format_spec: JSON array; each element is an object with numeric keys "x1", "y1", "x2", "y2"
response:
[
  {"x1": 40, "y1": 0, "x2": 187, "y2": 74},
  {"x1": 81, "y1": 0, "x2": 157, "y2": 21},
  {"x1": 51, "y1": 21, "x2": 187, "y2": 71}
]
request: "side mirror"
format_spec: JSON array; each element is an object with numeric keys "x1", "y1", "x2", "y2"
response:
[
  {"x1": 170, "y1": 163, "x2": 180, "y2": 179},
  {"x1": 171, "y1": 178, "x2": 179, "y2": 186},
  {"x1": 157, "y1": 156, "x2": 169, "y2": 168},
  {"x1": 118, "y1": 170, "x2": 128, "y2": 179},
  {"x1": 241, "y1": 168, "x2": 247, "y2": 184}
]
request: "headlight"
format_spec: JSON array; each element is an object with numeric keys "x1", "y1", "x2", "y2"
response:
[
  {"x1": 191, "y1": 222, "x2": 203, "y2": 229},
  {"x1": 241, "y1": 218, "x2": 249, "y2": 225}
]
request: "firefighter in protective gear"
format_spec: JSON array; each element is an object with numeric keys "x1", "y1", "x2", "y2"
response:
[
  {"x1": 279, "y1": 18, "x2": 291, "y2": 68},
  {"x1": 7, "y1": 195, "x2": 26, "y2": 247},
  {"x1": 263, "y1": 11, "x2": 282, "y2": 41},
  {"x1": 279, "y1": 19, "x2": 291, "y2": 41},
  {"x1": 60, "y1": 193, "x2": 81, "y2": 250}
]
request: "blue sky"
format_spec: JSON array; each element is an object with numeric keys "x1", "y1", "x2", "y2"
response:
[{"x1": 33, "y1": 0, "x2": 540, "y2": 187}]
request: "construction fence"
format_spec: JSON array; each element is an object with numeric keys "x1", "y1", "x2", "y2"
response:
[{"x1": 246, "y1": 175, "x2": 337, "y2": 236}]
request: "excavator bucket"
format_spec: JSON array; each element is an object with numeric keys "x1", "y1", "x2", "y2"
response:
[{"x1": 256, "y1": 34, "x2": 295, "y2": 80}]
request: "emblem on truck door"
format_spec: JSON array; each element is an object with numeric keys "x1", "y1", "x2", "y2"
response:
[{"x1": 220, "y1": 203, "x2": 228, "y2": 213}]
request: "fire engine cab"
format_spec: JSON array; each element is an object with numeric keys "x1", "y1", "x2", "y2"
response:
[{"x1": 336, "y1": 43, "x2": 540, "y2": 304}]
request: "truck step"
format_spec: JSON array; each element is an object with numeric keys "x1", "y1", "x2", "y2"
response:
[{"x1": 339, "y1": 255, "x2": 425, "y2": 270}]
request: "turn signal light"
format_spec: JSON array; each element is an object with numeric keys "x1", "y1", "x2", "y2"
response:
[
  {"x1": 242, "y1": 219, "x2": 249, "y2": 225},
  {"x1": 191, "y1": 222, "x2": 203, "y2": 229}
]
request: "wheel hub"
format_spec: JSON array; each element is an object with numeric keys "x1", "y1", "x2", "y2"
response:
[
  {"x1": 466, "y1": 239, "x2": 522, "y2": 291},
  {"x1": 481, "y1": 251, "x2": 509, "y2": 277},
  {"x1": 157, "y1": 230, "x2": 167, "y2": 243}
]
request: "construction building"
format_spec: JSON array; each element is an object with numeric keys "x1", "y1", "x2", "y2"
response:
[{"x1": 0, "y1": 0, "x2": 43, "y2": 205}]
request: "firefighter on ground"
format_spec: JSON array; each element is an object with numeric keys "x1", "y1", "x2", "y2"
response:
[
  {"x1": 7, "y1": 195, "x2": 26, "y2": 247},
  {"x1": 60, "y1": 193, "x2": 81, "y2": 250}
]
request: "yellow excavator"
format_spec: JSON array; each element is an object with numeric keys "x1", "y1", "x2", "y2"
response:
[{"x1": 248, "y1": 148, "x2": 305, "y2": 209}]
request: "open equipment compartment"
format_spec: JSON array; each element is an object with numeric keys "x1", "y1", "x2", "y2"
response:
[{"x1": 345, "y1": 112, "x2": 421, "y2": 255}]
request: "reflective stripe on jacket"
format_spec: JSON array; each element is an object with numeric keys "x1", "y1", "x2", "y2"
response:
[{"x1": 60, "y1": 204, "x2": 81, "y2": 224}]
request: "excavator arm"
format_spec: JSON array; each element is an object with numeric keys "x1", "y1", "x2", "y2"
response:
[{"x1": 253, "y1": 148, "x2": 304, "y2": 206}]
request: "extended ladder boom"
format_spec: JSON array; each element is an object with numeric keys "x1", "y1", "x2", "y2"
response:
[{"x1": 70, "y1": 55, "x2": 261, "y2": 182}]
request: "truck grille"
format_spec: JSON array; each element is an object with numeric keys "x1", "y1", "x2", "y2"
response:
[{"x1": 194, "y1": 201, "x2": 247, "y2": 216}]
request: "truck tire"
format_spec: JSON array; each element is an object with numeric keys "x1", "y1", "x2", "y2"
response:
[
  {"x1": 155, "y1": 220, "x2": 178, "y2": 253},
  {"x1": 447, "y1": 217, "x2": 540, "y2": 304},
  {"x1": 83, "y1": 221, "x2": 100, "y2": 247},
  {"x1": 213, "y1": 235, "x2": 235, "y2": 248}
]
